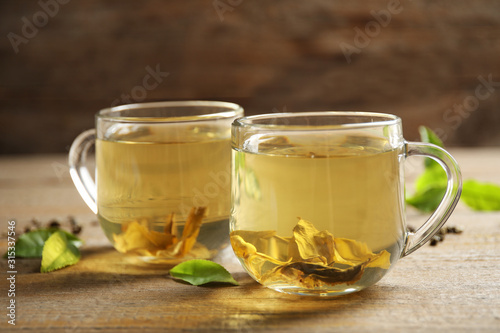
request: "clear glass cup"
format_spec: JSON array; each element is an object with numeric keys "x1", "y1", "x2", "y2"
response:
[
  {"x1": 69, "y1": 101, "x2": 243, "y2": 264},
  {"x1": 230, "y1": 112, "x2": 461, "y2": 296}
]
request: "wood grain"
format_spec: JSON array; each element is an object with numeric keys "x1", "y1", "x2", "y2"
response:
[{"x1": 0, "y1": 149, "x2": 499, "y2": 332}]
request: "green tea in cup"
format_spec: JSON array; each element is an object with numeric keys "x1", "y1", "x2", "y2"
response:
[
  {"x1": 70, "y1": 101, "x2": 243, "y2": 263},
  {"x1": 230, "y1": 112, "x2": 461, "y2": 296}
]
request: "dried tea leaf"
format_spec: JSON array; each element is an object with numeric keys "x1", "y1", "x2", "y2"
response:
[
  {"x1": 230, "y1": 233, "x2": 289, "y2": 278},
  {"x1": 176, "y1": 207, "x2": 206, "y2": 255},
  {"x1": 41, "y1": 231, "x2": 81, "y2": 273},
  {"x1": 164, "y1": 213, "x2": 178, "y2": 237},
  {"x1": 333, "y1": 238, "x2": 391, "y2": 269},
  {"x1": 112, "y1": 207, "x2": 211, "y2": 259},
  {"x1": 145, "y1": 229, "x2": 175, "y2": 249},
  {"x1": 263, "y1": 261, "x2": 366, "y2": 288},
  {"x1": 230, "y1": 234, "x2": 258, "y2": 259},
  {"x1": 231, "y1": 218, "x2": 392, "y2": 288},
  {"x1": 231, "y1": 229, "x2": 290, "y2": 261},
  {"x1": 169, "y1": 259, "x2": 238, "y2": 286},
  {"x1": 288, "y1": 219, "x2": 335, "y2": 264},
  {"x1": 231, "y1": 234, "x2": 261, "y2": 278},
  {"x1": 113, "y1": 221, "x2": 157, "y2": 254},
  {"x1": 288, "y1": 219, "x2": 323, "y2": 261}
]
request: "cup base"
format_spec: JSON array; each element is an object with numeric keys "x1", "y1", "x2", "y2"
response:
[{"x1": 269, "y1": 285, "x2": 364, "y2": 297}]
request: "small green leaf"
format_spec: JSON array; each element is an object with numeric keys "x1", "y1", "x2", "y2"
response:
[
  {"x1": 6, "y1": 228, "x2": 82, "y2": 258},
  {"x1": 406, "y1": 186, "x2": 447, "y2": 213},
  {"x1": 419, "y1": 126, "x2": 444, "y2": 148},
  {"x1": 461, "y1": 180, "x2": 500, "y2": 211},
  {"x1": 414, "y1": 166, "x2": 447, "y2": 193},
  {"x1": 419, "y1": 126, "x2": 444, "y2": 169},
  {"x1": 41, "y1": 231, "x2": 81, "y2": 273},
  {"x1": 408, "y1": 126, "x2": 446, "y2": 212},
  {"x1": 170, "y1": 259, "x2": 239, "y2": 286},
  {"x1": 406, "y1": 166, "x2": 447, "y2": 213},
  {"x1": 13, "y1": 229, "x2": 53, "y2": 258},
  {"x1": 409, "y1": 125, "x2": 500, "y2": 213}
]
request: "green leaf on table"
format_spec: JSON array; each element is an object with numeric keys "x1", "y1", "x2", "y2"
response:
[
  {"x1": 409, "y1": 125, "x2": 500, "y2": 213},
  {"x1": 169, "y1": 259, "x2": 239, "y2": 286},
  {"x1": 6, "y1": 228, "x2": 82, "y2": 258},
  {"x1": 414, "y1": 166, "x2": 447, "y2": 193},
  {"x1": 12, "y1": 229, "x2": 53, "y2": 258},
  {"x1": 419, "y1": 126, "x2": 444, "y2": 169},
  {"x1": 461, "y1": 180, "x2": 500, "y2": 211},
  {"x1": 407, "y1": 126, "x2": 448, "y2": 213},
  {"x1": 419, "y1": 126, "x2": 444, "y2": 148},
  {"x1": 406, "y1": 165, "x2": 448, "y2": 212},
  {"x1": 406, "y1": 186, "x2": 447, "y2": 212},
  {"x1": 41, "y1": 230, "x2": 81, "y2": 273}
]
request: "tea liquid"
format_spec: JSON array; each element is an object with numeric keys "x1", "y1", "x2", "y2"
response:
[
  {"x1": 96, "y1": 126, "x2": 231, "y2": 260},
  {"x1": 231, "y1": 135, "x2": 406, "y2": 294}
]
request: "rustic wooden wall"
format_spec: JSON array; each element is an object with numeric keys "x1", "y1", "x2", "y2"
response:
[{"x1": 1, "y1": 0, "x2": 500, "y2": 154}]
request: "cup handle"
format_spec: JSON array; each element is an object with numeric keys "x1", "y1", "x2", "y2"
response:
[
  {"x1": 68, "y1": 129, "x2": 98, "y2": 214},
  {"x1": 402, "y1": 141, "x2": 462, "y2": 257}
]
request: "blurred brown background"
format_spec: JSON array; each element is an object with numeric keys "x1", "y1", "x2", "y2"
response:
[{"x1": 1, "y1": 0, "x2": 499, "y2": 154}]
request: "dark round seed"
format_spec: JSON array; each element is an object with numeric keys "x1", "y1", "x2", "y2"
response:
[
  {"x1": 31, "y1": 218, "x2": 41, "y2": 227},
  {"x1": 72, "y1": 225, "x2": 82, "y2": 235},
  {"x1": 48, "y1": 220, "x2": 60, "y2": 228},
  {"x1": 447, "y1": 226, "x2": 463, "y2": 234}
]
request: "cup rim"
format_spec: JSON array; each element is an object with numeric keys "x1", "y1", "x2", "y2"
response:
[
  {"x1": 97, "y1": 100, "x2": 244, "y2": 123},
  {"x1": 233, "y1": 111, "x2": 401, "y2": 130}
]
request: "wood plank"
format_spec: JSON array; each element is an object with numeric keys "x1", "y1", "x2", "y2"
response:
[{"x1": 0, "y1": 149, "x2": 499, "y2": 332}]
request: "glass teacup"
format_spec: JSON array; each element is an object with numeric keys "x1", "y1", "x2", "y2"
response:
[
  {"x1": 230, "y1": 112, "x2": 461, "y2": 296},
  {"x1": 69, "y1": 101, "x2": 243, "y2": 263}
]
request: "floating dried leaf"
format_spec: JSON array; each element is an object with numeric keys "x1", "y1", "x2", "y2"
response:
[
  {"x1": 112, "y1": 207, "x2": 211, "y2": 259},
  {"x1": 288, "y1": 220, "x2": 335, "y2": 264},
  {"x1": 164, "y1": 213, "x2": 177, "y2": 237},
  {"x1": 230, "y1": 218, "x2": 391, "y2": 288},
  {"x1": 176, "y1": 207, "x2": 206, "y2": 256},
  {"x1": 261, "y1": 261, "x2": 366, "y2": 288}
]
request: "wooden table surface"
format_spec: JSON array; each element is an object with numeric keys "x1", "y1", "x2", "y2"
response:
[{"x1": 1, "y1": 149, "x2": 499, "y2": 332}]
